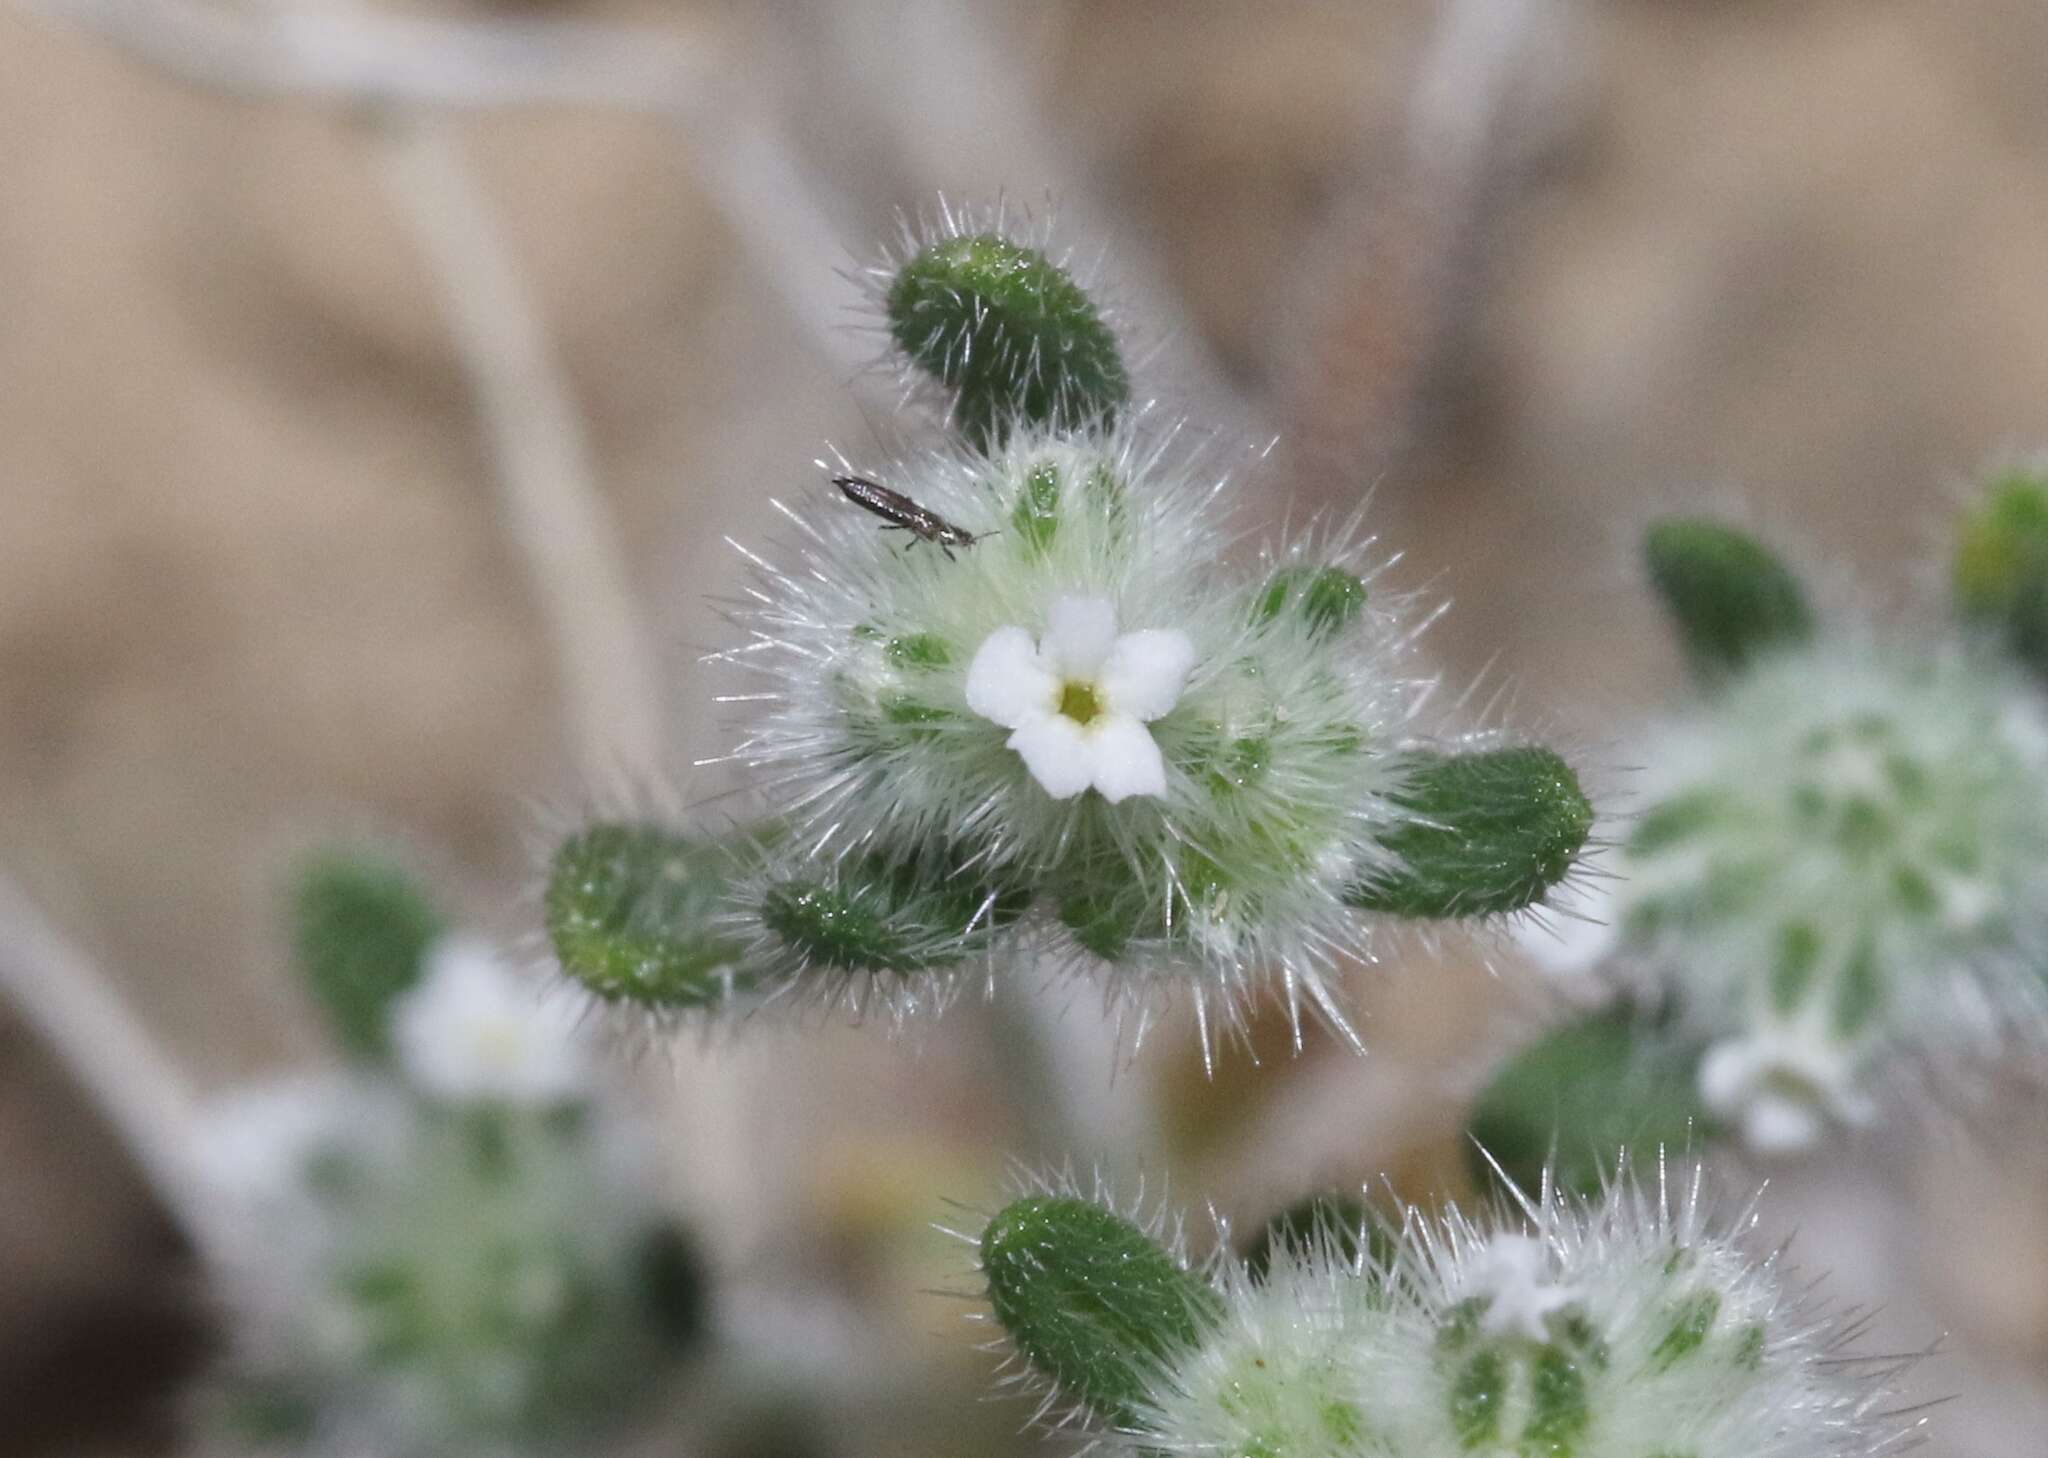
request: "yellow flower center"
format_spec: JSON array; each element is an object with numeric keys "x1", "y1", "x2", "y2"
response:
[{"x1": 1058, "y1": 680, "x2": 1104, "y2": 725}]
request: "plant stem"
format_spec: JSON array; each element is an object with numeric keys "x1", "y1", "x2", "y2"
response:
[{"x1": 0, "y1": 870, "x2": 213, "y2": 1246}]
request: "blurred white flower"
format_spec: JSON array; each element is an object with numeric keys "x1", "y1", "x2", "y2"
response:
[
  {"x1": 1459, "y1": 1231, "x2": 1576, "y2": 1341},
  {"x1": 966, "y1": 594, "x2": 1195, "y2": 803},
  {"x1": 1698, "y1": 1024, "x2": 1876, "y2": 1156},
  {"x1": 392, "y1": 936, "x2": 589, "y2": 1107}
]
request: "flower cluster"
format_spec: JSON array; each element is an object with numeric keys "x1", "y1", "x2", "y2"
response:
[
  {"x1": 544, "y1": 201, "x2": 1595, "y2": 1051},
  {"x1": 715, "y1": 426, "x2": 1443, "y2": 1035},
  {"x1": 974, "y1": 1165, "x2": 1921, "y2": 1458},
  {"x1": 199, "y1": 852, "x2": 704, "y2": 1456},
  {"x1": 1514, "y1": 513, "x2": 2048, "y2": 1158}
]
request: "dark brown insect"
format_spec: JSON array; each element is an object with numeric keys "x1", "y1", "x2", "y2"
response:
[{"x1": 832, "y1": 475, "x2": 983, "y2": 559}]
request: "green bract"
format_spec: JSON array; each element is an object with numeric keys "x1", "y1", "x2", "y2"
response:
[
  {"x1": 1954, "y1": 467, "x2": 2048, "y2": 676},
  {"x1": 1351, "y1": 747, "x2": 1595, "y2": 920},
  {"x1": 1644, "y1": 518, "x2": 1813, "y2": 685},
  {"x1": 751, "y1": 846, "x2": 1030, "y2": 976},
  {"x1": 886, "y1": 228, "x2": 1129, "y2": 451},
  {"x1": 981, "y1": 1195, "x2": 1220, "y2": 1427},
  {"x1": 293, "y1": 849, "x2": 445, "y2": 1058},
  {"x1": 545, "y1": 823, "x2": 749, "y2": 1010}
]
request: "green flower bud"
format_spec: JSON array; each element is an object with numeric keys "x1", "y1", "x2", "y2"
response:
[
  {"x1": 545, "y1": 822, "x2": 750, "y2": 1010},
  {"x1": 1644, "y1": 518, "x2": 1813, "y2": 685},
  {"x1": 292, "y1": 849, "x2": 445, "y2": 1059},
  {"x1": 887, "y1": 231, "x2": 1129, "y2": 452},
  {"x1": 981, "y1": 1195, "x2": 1221, "y2": 1427},
  {"x1": 1351, "y1": 747, "x2": 1595, "y2": 920}
]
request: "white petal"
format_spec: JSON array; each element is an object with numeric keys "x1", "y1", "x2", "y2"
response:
[
  {"x1": 1744, "y1": 1094, "x2": 1827, "y2": 1156},
  {"x1": 1099, "y1": 629, "x2": 1197, "y2": 722},
  {"x1": 1008, "y1": 713, "x2": 1095, "y2": 799},
  {"x1": 392, "y1": 936, "x2": 589, "y2": 1106},
  {"x1": 1696, "y1": 1037, "x2": 1758, "y2": 1117},
  {"x1": 1086, "y1": 715, "x2": 1169, "y2": 803},
  {"x1": 1041, "y1": 596, "x2": 1120, "y2": 677},
  {"x1": 966, "y1": 626, "x2": 1057, "y2": 728}
]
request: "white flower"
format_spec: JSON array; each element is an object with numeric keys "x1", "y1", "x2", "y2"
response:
[
  {"x1": 1459, "y1": 1232, "x2": 1576, "y2": 1342},
  {"x1": 392, "y1": 935, "x2": 589, "y2": 1107},
  {"x1": 715, "y1": 427, "x2": 1436, "y2": 1040},
  {"x1": 965, "y1": 594, "x2": 1195, "y2": 803},
  {"x1": 1698, "y1": 1025, "x2": 1876, "y2": 1156}
]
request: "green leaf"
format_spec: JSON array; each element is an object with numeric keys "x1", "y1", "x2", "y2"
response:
[
  {"x1": 1954, "y1": 468, "x2": 2048, "y2": 677},
  {"x1": 887, "y1": 232, "x2": 1130, "y2": 452},
  {"x1": 981, "y1": 1196, "x2": 1221, "y2": 1428},
  {"x1": 545, "y1": 822, "x2": 751, "y2": 1010},
  {"x1": 1350, "y1": 747, "x2": 1595, "y2": 920},
  {"x1": 1465, "y1": 1004, "x2": 1711, "y2": 1200},
  {"x1": 292, "y1": 849, "x2": 445, "y2": 1058},
  {"x1": 1644, "y1": 518, "x2": 1813, "y2": 684}
]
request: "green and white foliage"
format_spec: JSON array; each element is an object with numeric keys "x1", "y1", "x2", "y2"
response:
[
  {"x1": 1524, "y1": 516, "x2": 2048, "y2": 1156},
  {"x1": 974, "y1": 1165, "x2": 1922, "y2": 1458},
  {"x1": 547, "y1": 200, "x2": 1595, "y2": 1053},
  {"x1": 201, "y1": 867, "x2": 704, "y2": 1456},
  {"x1": 1601, "y1": 642, "x2": 2048, "y2": 1151}
]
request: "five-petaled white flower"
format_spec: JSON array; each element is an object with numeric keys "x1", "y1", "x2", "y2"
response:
[
  {"x1": 392, "y1": 935, "x2": 590, "y2": 1108},
  {"x1": 965, "y1": 595, "x2": 1196, "y2": 803},
  {"x1": 1698, "y1": 1023, "x2": 1875, "y2": 1156}
]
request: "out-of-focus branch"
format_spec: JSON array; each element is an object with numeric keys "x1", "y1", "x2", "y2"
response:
[
  {"x1": 1279, "y1": 0, "x2": 1576, "y2": 510},
  {"x1": 0, "y1": 870, "x2": 212, "y2": 1246},
  {"x1": 15, "y1": 0, "x2": 711, "y2": 110},
  {"x1": 370, "y1": 116, "x2": 664, "y2": 788},
  {"x1": 16, "y1": 0, "x2": 866, "y2": 381},
  {"x1": 17, "y1": 0, "x2": 874, "y2": 782}
]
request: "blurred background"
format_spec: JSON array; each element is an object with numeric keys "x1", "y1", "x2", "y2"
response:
[{"x1": 5, "y1": 0, "x2": 2048, "y2": 1453}]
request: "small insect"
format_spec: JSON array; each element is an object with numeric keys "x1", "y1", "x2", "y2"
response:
[{"x1": 832, "y1": 474, "x2": 984, "y2": 559}]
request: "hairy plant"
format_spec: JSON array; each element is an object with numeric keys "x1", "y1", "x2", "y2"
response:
[
  {"x1": 542, "y1": 200, "x2": 1595, "y2": 1055},
  {"x1": 971, "y1": 1164, "x2": 1923, "y2": 1458}
]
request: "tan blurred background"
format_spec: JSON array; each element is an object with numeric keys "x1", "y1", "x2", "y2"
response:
[{"x1": 5, "y1": 0, "x2": 2048, "y2": 1453}]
